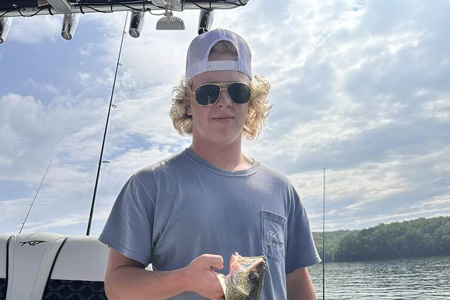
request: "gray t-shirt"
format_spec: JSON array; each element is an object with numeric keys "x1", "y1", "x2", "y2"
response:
[{"x1": 99, "y1": 148, "x2": 320, "y2": 299}]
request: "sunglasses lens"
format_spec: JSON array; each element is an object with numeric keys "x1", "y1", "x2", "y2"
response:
[
  {"x1": 195, "y1": 84, "x2": 220, "y2": 106},
  {"x1": 227, "y1": 83, "x2": 251, "y2": 104}
]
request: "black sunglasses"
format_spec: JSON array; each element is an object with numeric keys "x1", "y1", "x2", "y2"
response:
[{"x1": 192, "y1": 82, "x2": 252, "y2": 106}]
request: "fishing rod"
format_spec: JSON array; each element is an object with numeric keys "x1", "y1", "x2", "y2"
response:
[
  {"x1": 85, "y1": 12, "x2": 128, "y2": 236},
  {"x1": 19, "y1": 160, "x2": 52, "y2": 234},
  {"x1": 323, "y1": 167, "x2": 325, "y2": 300}
]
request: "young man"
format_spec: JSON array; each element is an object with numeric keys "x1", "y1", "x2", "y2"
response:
[{"x1": 99, "y1": 29, "x2": 320, "y2": 300}]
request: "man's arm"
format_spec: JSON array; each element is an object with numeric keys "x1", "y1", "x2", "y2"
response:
[
  {"x1": 286, "y1": 267, "x2": 317, "y2": 300},
  {"x1": 104, "y1": 248, "x2": 224, "y2": 300}
]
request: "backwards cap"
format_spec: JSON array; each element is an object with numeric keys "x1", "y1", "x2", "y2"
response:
[{"x1": 185, "y1": 28, "x2": 252, "y2": 80}]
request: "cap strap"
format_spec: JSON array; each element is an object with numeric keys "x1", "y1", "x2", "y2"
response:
[{"x1": 207, "y1": 61, "x2": 238, "y2": 71}]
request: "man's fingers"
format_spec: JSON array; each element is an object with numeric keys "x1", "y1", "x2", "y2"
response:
[{"x1": 200, "y1": 254, "x2": 224, "y2": 269}]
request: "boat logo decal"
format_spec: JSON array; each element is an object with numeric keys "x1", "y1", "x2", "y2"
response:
[{"x1": 19, "y1": 240, "x2": 46, "y2": 246}]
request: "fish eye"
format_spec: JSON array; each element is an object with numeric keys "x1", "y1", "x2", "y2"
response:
[{"x1": 248, "y1": 272, "x2": 259, "y2": 283}]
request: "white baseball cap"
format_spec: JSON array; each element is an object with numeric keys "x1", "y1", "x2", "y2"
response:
[{"x1": 185, "y1": 28, "x2": 252, "y2": 81}]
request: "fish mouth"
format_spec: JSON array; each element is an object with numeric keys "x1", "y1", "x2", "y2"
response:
[
  {"x1": 230, "y1": 253, "x2": 266, "y2": 271},
  {"x1": 219, "y1": 252, "x2": 267, "y2": 300},
  {"x1": 237, "y1": 258, "x2": 265, "y2": 273}
]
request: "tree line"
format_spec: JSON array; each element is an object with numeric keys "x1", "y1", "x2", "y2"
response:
[{"x1": 312, "y1": 216, "x2": 450, "y2": 262}]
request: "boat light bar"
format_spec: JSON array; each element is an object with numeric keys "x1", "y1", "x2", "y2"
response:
[
  {"x1": 0, "y1": 17, "x2": 12, "y2": 44},
  {"x1": 61, "y1": 13, "x2": 80, "y2": 40},
  {"x1": 198, "y1": 10, "x2": 214, "y2": 35},
  {"x1": 129, "y1": 11, "x2": 145, "y2": 38},
  {"x1": 47, "y1": 0, "x2": 72, "y2": 13}
]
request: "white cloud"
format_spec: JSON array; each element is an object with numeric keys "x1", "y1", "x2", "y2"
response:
[
  {"x1": 413, "y1": 195, "x2": 450, "y2": 209},
  {"x1": 293, "y1": 147, "x2": 450, "y2": 231},
  {"x1": 9, "y1": 15, "x2": 62, "y2": 44},
  {"x1": 0, "y1": 93, "x2": 73, "y2": 180},
  {"x1": 77, "y1": 72, "x2": 91, "y2": 83},
  {"x1": 421, "y1": 98, "x2": 450, "y2": 122},
  {"x1": 0, "y1": 197, "x2": 31, "y2": 226}
]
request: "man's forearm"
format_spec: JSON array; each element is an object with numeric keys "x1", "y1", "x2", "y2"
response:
[
  {"x1": 286, "y1": 267, "x2": 317, "y2": 300},
  {"x1": 287, "y1": 280, "x2": 317, "y2": 300},
  {"x1": 105, "y1": 265, "x2": 187, "y2": 300}
]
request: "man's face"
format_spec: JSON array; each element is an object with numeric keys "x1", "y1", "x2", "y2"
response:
[{"x1": 188, "y1": 53, "x2": 250, "y2": 147}]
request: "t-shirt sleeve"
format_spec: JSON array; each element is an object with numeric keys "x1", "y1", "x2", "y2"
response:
[
  {"x1": 98, "y1": 173, "x2": 155, "y2": 266},
  {"x1": 285, "y1": 185, "x2": 321, "y2": 274}
]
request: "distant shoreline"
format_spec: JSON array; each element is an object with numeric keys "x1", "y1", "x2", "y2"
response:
[{"x1": 312, "y1": 216, "x2": 450, "y2": 262}]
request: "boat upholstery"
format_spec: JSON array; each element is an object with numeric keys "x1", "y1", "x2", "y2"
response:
[{"x1": 0, "y1": 233, "x2": 108, "y2": 300}]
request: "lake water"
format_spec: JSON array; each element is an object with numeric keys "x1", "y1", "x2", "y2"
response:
[{"x1": 308, "y1": 256, "x2": 450, "y2": 299}]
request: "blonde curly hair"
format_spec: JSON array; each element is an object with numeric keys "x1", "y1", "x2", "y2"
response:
[{"x1": 169, "y1": 41, "x2": 271, "y2": 140}]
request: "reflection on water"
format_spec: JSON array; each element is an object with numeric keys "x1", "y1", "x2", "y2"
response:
[{"x1": 308, "y1": 256, "x2": 450, "y2": 299}]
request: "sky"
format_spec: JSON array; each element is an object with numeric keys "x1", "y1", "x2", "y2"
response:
[{"x1": 1, "y1": 0, "x2": 449, "y2": 236}]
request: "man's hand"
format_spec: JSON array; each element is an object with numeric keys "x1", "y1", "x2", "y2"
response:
[{"x1": 182, "y1": 254, "x2": 225, "y2": 299}]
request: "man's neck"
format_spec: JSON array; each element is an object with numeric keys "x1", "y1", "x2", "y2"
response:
[{"x1": 189, "y1": 139, "x2": 253, "y2": 172}]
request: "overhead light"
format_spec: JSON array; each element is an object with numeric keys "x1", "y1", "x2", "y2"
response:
[
  {"x1": 153, "y1": 0, "x2": 185, "y2": 30},
  {"x1": 61, "y1": 13, "x2": 80, "y2": 40},
  {"x1": 0, "y1": 17, "x2": 12, "y2": 44},
  {"x1": 198, "y1": 10, "x2": 214, "y2": 35},
  {"x1": 129, "y1": 11, "x2": 145, "y2": 38},
  {"x1": 156, "y1": 12, "x2": 185, "y2": 30},
  {"x1": 46, "y1": 0, "x2": 72, "y2": 13}
]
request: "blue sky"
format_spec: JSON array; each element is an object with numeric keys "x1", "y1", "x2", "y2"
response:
[{"x1": 1, "y1": 0, "x2": 449, "y2": 236}]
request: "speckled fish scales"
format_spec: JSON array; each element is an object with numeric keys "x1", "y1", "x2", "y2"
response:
[{"x1": 219, "y1": 252, "x2": 267, "y2": 300}]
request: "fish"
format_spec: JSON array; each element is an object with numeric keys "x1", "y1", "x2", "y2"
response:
[{"x1": 217, "y1": 252, "x2": 267, "y2": 300}]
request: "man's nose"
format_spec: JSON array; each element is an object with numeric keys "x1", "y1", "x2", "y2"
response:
[{"x1": 216, "y1": 88, "x2": 232, "y2": 107}]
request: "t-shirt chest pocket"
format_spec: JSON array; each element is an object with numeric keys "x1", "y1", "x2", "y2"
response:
[{"x1": 261, "y1": 210, "x2": 287, "y2": 261}]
